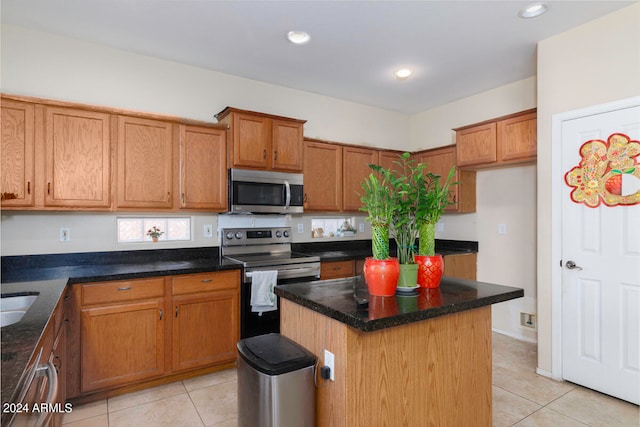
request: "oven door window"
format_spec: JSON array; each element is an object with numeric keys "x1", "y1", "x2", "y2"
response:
[{"x1": 233, "y1": 181, "x2": 285, "y2": 206}]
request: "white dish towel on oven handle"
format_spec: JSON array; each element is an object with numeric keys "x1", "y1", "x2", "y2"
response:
[{"x1": 250, "y1": 270, "x2": 278, "y2": 315}]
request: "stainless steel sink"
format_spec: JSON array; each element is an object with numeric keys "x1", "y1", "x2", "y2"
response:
[{"x1": 1, "y1": 294, "x2": 38, "y2": 327}]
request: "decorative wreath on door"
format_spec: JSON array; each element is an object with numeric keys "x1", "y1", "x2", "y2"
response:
[{"x1": 565, "y1": 133, "x2": 640, "y2": 207}]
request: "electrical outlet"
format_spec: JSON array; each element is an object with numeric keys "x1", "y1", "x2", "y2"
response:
[
  {"x1": 324, "y1": 350, "x2": 335, "y2": 381},
  {"x1": 498, "y1": 224, "x2": 507, "y2": 235},
  {"x1": 59, "y1": 227, "x2": 70, "y2": 242},
  {"x1": 358, "y1": 223, "x2": 365, "y2": 233},
  {"x1": 297, "y1": 223, "x2": 304, "y2": 233},
  {"x1": 204, "y1": 224, "x2": 213, "y2": 238},
  {"x1": 436, "y1": 222, "x2": 444, "y2": 232}
]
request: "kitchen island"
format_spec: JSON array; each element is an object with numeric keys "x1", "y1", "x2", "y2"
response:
[{"x1": 275, "y1": 276, "x2": 523, "y2": 426}]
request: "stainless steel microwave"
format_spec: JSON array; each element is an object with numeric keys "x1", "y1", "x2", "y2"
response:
[{"x1": 228, "y1": 168, "x2": 304, "y2": 214}]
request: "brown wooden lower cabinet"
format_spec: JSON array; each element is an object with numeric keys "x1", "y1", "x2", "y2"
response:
[
  {"x1": 80, "y1": 299, "x2": 166, "y2": 393},
  {"x1": 66, "y1": 270, "x2": 240, "y2": 401}
]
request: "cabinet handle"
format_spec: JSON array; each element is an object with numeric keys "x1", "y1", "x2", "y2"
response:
[
  {"x1": 175, "y1": 306, "x2": 179, "y2": 317},
  {"x1": 304, "y1": 193, "x2": 308, "y2": 203},
  {"x1": 117, "y1": 287, "x2": 132, "y2": 291},
  {"x1": 263, "y1": 149, "x2": 267, "y2": 160},
  {"x1": 201, "y1": 279, "x2": 212, "y2": 283},
  {"x1": 167, "y1": 192, "x2": 171, "y2": 203},
  {"x1": 27, "y1": 181, "x2": 31, "y2": 195},
  {"x1": 47, "y1": 182, "x2": 51, "y2": 194},
  {"x1": 181, "y1": 192, "x2": 185, "y2": 205},
  {"x1": 54, "y1": 355, "x2": 62, "y2": 372},
  {"x1": 159, "y1": 309, "x2": 163, "y2": 320},
  {"x1": 274, "y1": 150, "x2": 278, "y2": 161}
]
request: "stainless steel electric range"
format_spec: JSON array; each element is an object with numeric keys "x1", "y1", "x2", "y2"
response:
[{"x1": 220, "y1": 227, "x2": 320, "y2": 338}]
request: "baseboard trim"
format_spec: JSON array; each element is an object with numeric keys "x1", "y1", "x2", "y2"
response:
[{"x1": 491, "y1": 327, "x2": 537, "y2": 344}]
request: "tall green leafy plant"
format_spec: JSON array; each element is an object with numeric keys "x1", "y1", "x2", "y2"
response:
[
  {"x1": 417, "y1": 166, "x2": 457, "y2": 256},
  {"x1": 388, "y1": 153, "x2": 428, "y2": 265},
  {"x1": 359, "y1": 166, "x2": 394, "y2": 260}
]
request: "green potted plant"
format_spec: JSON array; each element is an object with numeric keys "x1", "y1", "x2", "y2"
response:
[
  {"x1": 359, "y1": 166, "x2": 400, "y2": 296},
  {"x1": 415, "y1": 167, "x2": 456, "y2": 288},
  {"x1": 388, "y1": 153, "x2": 428, "y2": 289}
]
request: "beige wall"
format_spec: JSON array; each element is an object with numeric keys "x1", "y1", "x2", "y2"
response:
[
  {"x1": 1, "y1": 25, "x2": 409, "y2": 149},
  {"x1": 536, "y1": 3, "x2": 640, "y2": 373}
]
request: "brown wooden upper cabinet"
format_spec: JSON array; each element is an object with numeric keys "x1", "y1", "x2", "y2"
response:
[
  {"x1": 378, "y1": 150, "x2": 404, "y2": 173},
  {"x1": 343, "y1": 146, "x2": 379, "y2": 212},
  {"x1": 177, "y1": 124, "x2": 227, "y2": 211},
  {"x1": 116, "y1": 115, "x2": 173, "y2": 209},
  {"x1": 1, "y1": 98, "x2": 35, "y2": 207},
  {"x1": 303, "y1": 139, "x2": 343, "y2": 212},
  {"x1": 415, "y1": 145, "x2": 476, "y2": 213},
  {"x1": 1, "y1": 97, "x2": 113, "y2": 209},
  {"x1": 455, "y1": 109, "x2": 536, "y2": 169},
  {"x1": 44, "y1": 106, "x2": 112, "y2": 208},
  {"x1": 216, "y1": 107, "x2": 306, "y2": 172}
]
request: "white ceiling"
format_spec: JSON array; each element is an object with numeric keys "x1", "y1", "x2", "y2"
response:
[{"x1": 2, "y1": 0, "x2": 634, "y2": 114}]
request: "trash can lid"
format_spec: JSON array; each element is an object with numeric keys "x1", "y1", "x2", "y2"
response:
[{"x1": 238, "y1": 333, "x2": 317, "y2": 376}]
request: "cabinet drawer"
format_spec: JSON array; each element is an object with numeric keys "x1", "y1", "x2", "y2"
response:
[
  {"x1": 321, "y1": 260, "x2": 355, "y2": 280},
  {"x1": 172, "y1": 270, "x2": 240, "y2": 295},
  {"x1": 82, "y1": 278, "x2": 165, "y2": 306}
]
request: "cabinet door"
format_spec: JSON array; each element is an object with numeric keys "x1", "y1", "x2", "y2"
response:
[
  {"x1": 1, "y1": 99, "x2": 35, "y2": 207},
  {"x1": 44, "y1": 107, "x2": 111, "y2": 208},
  {"x1": 172, "y1": 290, "x2": 239, "y2": 372},
  {"x1": 230, "y1": 112, "x2": 271, "y2": 169},
  {"x1": 272, "y1": 119, "x2": 303, "y2": 172},
  {"x1": 80, "y1": 299, "x2": 165, "y2": 392},
  {"x1": 456, "y1": 123, "x2": 497, "y2": 167},
  {"x1": 498, "y1": 112, "x2": 537, "y2": 162},
  {"x1": 343, "y1": 146, "x2": 379, "y2": 212},
  {"x1": 116, "y1": 116, "x2": 173, "y2": 208},
  {"x1": 418, "y1": 146, "x2": 460, "y2": 213},
  {"x1": 179, "y1": 125, "x2": 227, "y2": 210},
  {"x1": 378, "y1": 150, "x2": 402, "y2": 173},
  {"x1": 303, "y1": 140, "x2": 343, "y2": 211}
]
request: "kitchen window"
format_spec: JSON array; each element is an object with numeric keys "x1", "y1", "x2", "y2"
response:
[
  {"x1": 311, "y1": 217, "x2": 357, "y2": 238},
  {"x1": 117, "y1": 217, "x2": 191, "y2": 243}
]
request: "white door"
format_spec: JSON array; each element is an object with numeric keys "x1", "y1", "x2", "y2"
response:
[{"x1": 561, "y1": 104, "x2": 640, "y2": 404}]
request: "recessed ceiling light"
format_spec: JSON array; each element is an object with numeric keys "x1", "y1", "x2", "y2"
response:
[
  {"x1": 519, "y1": 2, "x2": 549, "y2": 18},
  {"x1": 287, "y1": 31, "x2": 310, "y2": 45},
  {"x1": 394, "y1": 68, "x2": 413, "y2": 80}
]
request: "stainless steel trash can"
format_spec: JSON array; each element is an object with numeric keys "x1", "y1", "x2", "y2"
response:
[{"x1": 237, "y1": 333, "x2": 316, "y2": 427}]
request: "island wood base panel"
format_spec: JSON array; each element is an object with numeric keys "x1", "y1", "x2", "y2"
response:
[{"x1": 280, "y1": 300, "x2": 492, "y2": 426}]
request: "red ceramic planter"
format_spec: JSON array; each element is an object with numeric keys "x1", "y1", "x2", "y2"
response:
[
  {"x1": 415, "y1": 254, "x2": 444, "y2": 288},
  {"x1": 363, "y1": 257, "x2": 400, "y2": 296}
]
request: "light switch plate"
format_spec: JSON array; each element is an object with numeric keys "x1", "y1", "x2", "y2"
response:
[
  {"x1": 297, "y1": 223, "x2": 304, "y2": 233},
  {"x1": 358, "y1": 223, "x2": 365, "y2": 233},
  {"x1": 204, "y1": 224, "x2": 213, "y2": 238}
]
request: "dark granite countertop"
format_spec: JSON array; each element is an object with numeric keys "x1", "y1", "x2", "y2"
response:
[
  {"x1": 275, "y1": 275, "x2": 523, "y2": 332},
  {"x1": 1, "y1": 279, "x2": 68, "y2": 407},
  {"x1": 1, "y1": 248, "x2": 242, "y2": 407},
  {"x1": 292, "y1": 239, "x2": 478, "y2": 262}
]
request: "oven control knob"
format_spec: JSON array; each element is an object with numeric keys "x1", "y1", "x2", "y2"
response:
[
  {"x1": 275, "y1": 231, "x2": 282, "y2": 238},
  {"x1": 225, "y1": 232, "x2": 234, "y2": 240},
  {"x1": 283, "y1": 230, "x2": 290, "y2": 238},
  {"x1": 235, "y1": 231, "x2": 244, "y2": 240}
]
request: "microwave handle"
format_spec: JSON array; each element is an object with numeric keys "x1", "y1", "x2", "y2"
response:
[{"x1": 284, "y1": 180, "x2": 291, "y2": 210}]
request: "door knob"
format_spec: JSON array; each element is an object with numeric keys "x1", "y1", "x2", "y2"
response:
[{"x1": 565, "y1": 260, "x2": 582, "y2": 270}]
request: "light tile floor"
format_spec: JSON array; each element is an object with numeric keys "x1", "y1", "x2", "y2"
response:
[{"x1": 63, "y1": 333, "x2": 639, "y2": 426}]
